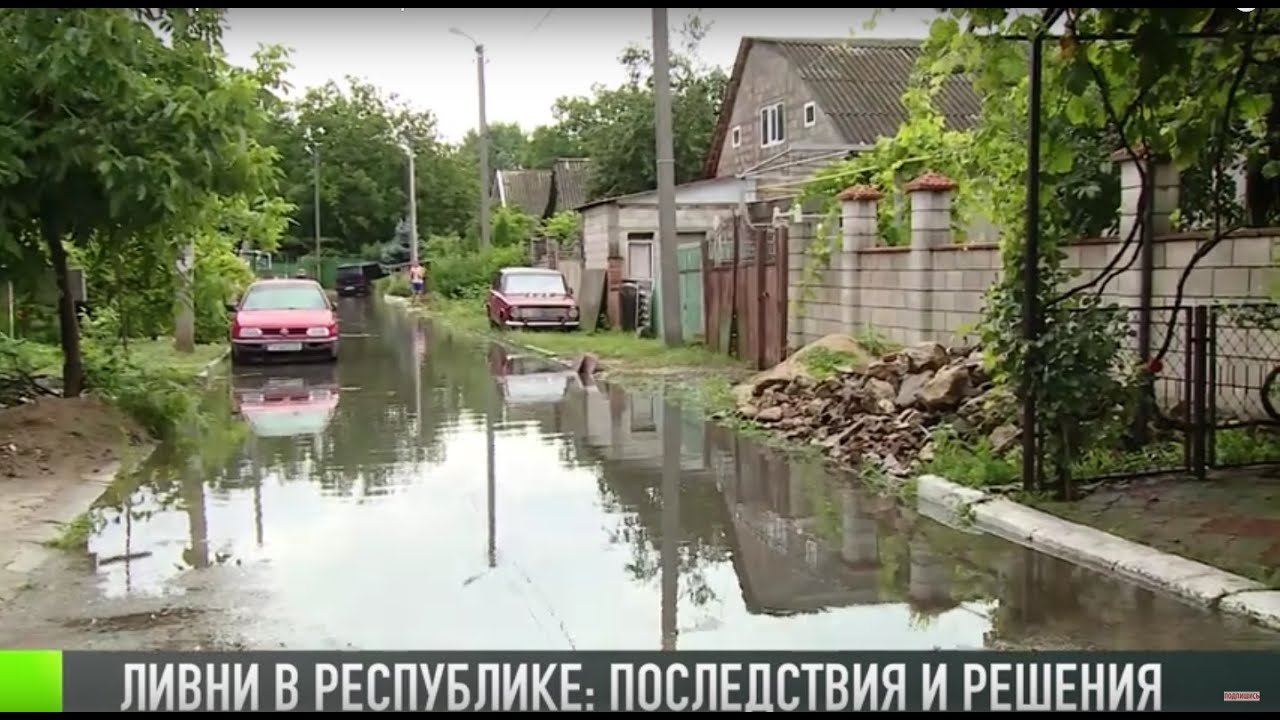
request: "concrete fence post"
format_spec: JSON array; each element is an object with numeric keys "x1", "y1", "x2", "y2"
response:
[
  {"x1": 904, "y1": 171, "x2": 957, "y2": 344},
  {"x1": 837, "y1": 185, "x2": 882, "y2": 333}
]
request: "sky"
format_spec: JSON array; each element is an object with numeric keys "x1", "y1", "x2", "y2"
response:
[{"x1": 219, "y1": 8, "x2": 944, "y2": 143}]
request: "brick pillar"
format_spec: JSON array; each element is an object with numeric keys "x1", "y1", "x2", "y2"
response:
[
  {"x1": 1112, "y1": 146, "x2": 1179, "y2": 241},
  {"x1": 904, "y1": 171, "x2": 957, "y2": 344},
  {"x1": 837, "y1": 184, "x2": 882, "y2": 333}
]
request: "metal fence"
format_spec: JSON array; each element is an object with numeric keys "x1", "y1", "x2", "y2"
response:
[{"x1": 1043, "y1": 301, "x2": 1280, "y2": 488}]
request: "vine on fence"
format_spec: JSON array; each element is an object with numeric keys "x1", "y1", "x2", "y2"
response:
[{"x1": 790, "y1": 9, "x2": 1279, "y2": 489}]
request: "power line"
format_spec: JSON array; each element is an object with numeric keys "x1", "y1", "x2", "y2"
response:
[{"x1": 529, "y1": 8, "x2": 555, "y2": 33}]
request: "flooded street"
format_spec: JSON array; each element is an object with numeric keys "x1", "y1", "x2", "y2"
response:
[{"x1": 3, "y1": 299, "x2": 1279, "y2": 651}]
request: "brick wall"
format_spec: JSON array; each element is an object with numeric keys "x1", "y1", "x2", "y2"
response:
[
  {"x1": 789, "y1": 229, "x2": 1278, "y2": 347},
  {"x1": 785, "y1": 159, "x2": 1280, "y2": 421}
]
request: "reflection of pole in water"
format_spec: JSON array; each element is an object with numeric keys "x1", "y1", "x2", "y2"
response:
[
  {"x1": 125, "y1": 496, "x2": 133, "y2": 593},
  {"x1": 182, "y1": 457, "x2": 210, "y2": 569},
  {"x1": 486, "y1": 379, "x2": 497, "y2": 569},
  {"x1": 253, "y1": 479, "x2": 264, "y2": 548},
  {"x1": 414, "y1": 325, "x2": 424, "y2": 439},
  {"x1": 660, "y1": 395, "x2": 681, "y2": 651}
]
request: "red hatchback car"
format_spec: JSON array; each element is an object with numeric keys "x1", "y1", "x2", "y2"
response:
[
  {"x1": 486, "y1": 267, "x2": 580, "y2": 331},
  {"x1": 227, "y1": 279, "x2": 339, "y2": 365}
]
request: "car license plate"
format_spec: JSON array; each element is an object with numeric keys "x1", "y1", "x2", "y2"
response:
[{"x1": 266, "y1": 342, "x2": 302, "y2": 352}]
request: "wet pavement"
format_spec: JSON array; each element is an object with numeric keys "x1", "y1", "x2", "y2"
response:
[{"x1": 3, "y1": 299, "x2": 1280, "y2": 650}]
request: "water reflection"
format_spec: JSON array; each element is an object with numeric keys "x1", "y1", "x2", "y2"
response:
[
  {"x1": 231, "y1": 363, "x2": 340, "y2": 438},
  {"x1": 80, "y1": 302, "x2": 1280, "y2": 650}
]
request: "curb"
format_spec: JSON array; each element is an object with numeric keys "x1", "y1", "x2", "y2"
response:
[
  {"x1": 915, "y1": 474, "x2": 1280, "y2": 631},
  {"x1": 196, "y1": 347, "x2": 231, "y2": 380}
]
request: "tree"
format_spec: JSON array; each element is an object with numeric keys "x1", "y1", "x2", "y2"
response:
[
  {"x1": 524, "y1": 124, "x2": 585, "y2": 169},
  {"x1": 918, "y1": 8, "x2": 1279, "y2": 489},
  {"x1": 542, "y1": 13, "x2": 728, "y2": 200},
  {"x1": 269, "y1": 77, "x2": 476, "y2": 258},
  {"x1": 0, "y1": 9, "x2": 289, "y2": 396},
  {"x1": 458, "y1": 121, "x2": 530, "y2": 173}
]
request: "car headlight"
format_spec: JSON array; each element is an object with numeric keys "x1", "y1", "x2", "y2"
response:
[
  {"x1": 569, "y1": 306, "x2": 579, "y2": 318},
  {"x1": 306, "y1": 327, "x2": 330, "y2": 338},
  {"x1": 510, "y1": 307, "x2": 522, "y2": 319},
  {"x1": 239, "y1": 327, "x2": 263, "y2": 338}
]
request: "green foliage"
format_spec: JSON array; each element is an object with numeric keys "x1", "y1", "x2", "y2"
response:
[
  {"x1": 541, "y1": 211, "x2": 583, "y2": 252},
  {"x1": 424, "y1": 235, "x2": 525, "y2": 300},
  {"x1": 491, "y1": 206, "x2": 539, "y2": 249},
  {"x1": 831, "y1": 8, "x2": 1280, "y2": 491},
  {"x1": 269, "y1": 76, "x2": 475, "y2": 257},
  {"x1": 547, "y1": 15, "x2": 728, "y2": 199},
  {"x1": 70, "y1": 310, "x2": 203, "y2": 438},
  {"x1": 923, "y1": 425, "x2": 1020, "y2": 489},
  {"x1": 0, "y1": 9, "x2": 288, "y2": 395}
]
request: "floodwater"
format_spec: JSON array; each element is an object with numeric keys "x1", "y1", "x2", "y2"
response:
[{"x1": 12, "y1": 299, "x2": 1280, "y2": 650}]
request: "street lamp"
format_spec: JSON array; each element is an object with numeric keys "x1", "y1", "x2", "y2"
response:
[
  {"x1": 304, "y1": 126, "x2": 326, "y2": 273},
  {"x1": 400, "y1": 143, "x2": 418, "y2": 269},
  {"x1": 450, "y1": 26, "x2": 491, "y2": 250}
]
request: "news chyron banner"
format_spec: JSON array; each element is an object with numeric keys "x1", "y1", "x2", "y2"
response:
[{"x1": 0, "y1": 650, "x2": 1273, "y2": 712}]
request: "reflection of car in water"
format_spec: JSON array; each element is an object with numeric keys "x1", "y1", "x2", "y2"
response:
[
  {"x1": 488, "y1": 345, "x2": 575, "y2": 405},
  {"x1": 230, "y1": 363, "x2": 340, "y2": 437}
]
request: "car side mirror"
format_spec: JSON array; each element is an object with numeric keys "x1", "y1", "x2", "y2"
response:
[
  {"x1": 566, "y1": 288, "x2": 574, "y2": 298},
  {"x1": 225, "y1": 302, "x2": 238, "y2": 314}
]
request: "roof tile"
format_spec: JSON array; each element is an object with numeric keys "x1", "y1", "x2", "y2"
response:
[
  {"x1": 760, "y1": 38, "x2": 981, "y2": 146},
  {"x1": 497, "y1": 170, "x2": 552, "y2": 217}
]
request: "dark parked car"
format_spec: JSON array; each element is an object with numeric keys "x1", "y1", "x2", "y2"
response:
[
  {"x1": 336, "y1": 262, "x2": 385, "y2": 297},
  {"x1": 486, "y1": 267, "x2": 580, "y2": 331}
]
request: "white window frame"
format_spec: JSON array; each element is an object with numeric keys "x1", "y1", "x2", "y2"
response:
[
  {"x1": 759, "y1": 102, "x2": 785, "y2": 148},
  {"x1": 803, "y1": 101, "x2": 817, "y2": 128},
  {"x1": 730, "y1": 125, "x2": 741, "y2": 148}
]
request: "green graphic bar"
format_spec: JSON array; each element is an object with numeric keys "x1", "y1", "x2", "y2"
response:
[{"x1": 0, "y1": 650, "x2": 63, "y2": 712}]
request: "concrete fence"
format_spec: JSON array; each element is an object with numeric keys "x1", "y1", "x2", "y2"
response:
[{"x1": 786, "y1": 154, "x2": 1280, "y2": 420}]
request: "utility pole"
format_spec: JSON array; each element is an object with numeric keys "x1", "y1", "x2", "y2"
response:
[
  {"x1": 405, "y1": 146, "x2": 419, "y2": 268},
  {"x1": 313, "y1": 147, "x2": 321, "y2": 265},
  {"x1": 476, "y1": 43, "x2": 491, "y2": 250},
  {"x1": 307, "y1": 126, "x2": 325, "y2": 277},
  {"x1": 652, "y1": 7, "x2": 682, "y2": 347}
]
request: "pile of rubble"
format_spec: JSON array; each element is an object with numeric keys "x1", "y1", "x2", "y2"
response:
[{"x1": 730, "y1": 335, "x2": 1018, "y2": 477}]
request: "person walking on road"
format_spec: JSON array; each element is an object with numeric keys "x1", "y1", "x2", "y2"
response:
[{"x1": 409, "y1": 264, "x2": 425, "y2": 297}]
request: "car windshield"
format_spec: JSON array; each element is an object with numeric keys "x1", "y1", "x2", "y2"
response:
[
  {"x1": 336, "y1": 267, "x2": 363, "y2": 280},
  {"x1": 504, "y1": 273, "x2": 566, "y2": 295},
  {"x1": 241, "y1": 284, "x2": 328, "y2": 311}
]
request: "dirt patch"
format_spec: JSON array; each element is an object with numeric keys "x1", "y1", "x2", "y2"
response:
[
  {"x1": 1035, "y1": 471, "x2": 1280, "y2": 586},
  {"x1": 0, "y1": 395, "x2": 144, "y2": 483}
]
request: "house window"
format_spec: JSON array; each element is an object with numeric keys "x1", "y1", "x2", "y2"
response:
[
  {"x1": 803, "y1": 101, "x2": 816, "y2": 128},
  {"x1": 626, "y1": 233, "x2": 654, "y2": 281},
  {"x1": 731, "y1": 125, "x2": 741, "y2": 148},
  {"x1": 759, "y1": 102, "x2": 785, "y2": 147}
]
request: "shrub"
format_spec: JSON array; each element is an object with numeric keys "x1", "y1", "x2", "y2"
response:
[{"x1": 430, "y1": 246, "x2": 526, "y2": 299}]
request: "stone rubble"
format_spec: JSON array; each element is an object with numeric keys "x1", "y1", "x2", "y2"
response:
[{"x1": 730, "y1": 336, "x2": 1019, "y2": 477}]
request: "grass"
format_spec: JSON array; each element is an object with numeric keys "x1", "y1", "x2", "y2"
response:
[
  {"x1": 32, "y1": 338, "x2": 227, "y2": 378},
  {"x1": 417, "y1": 296, "x2": 748, "y2": 376},
  {"x1": 44, "y1": 512, "x2": 93, "y2": 552}
]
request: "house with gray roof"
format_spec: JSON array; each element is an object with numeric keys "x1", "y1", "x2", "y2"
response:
[
  {"x1": 492, "y1": 158, "x2": 594, "y2": 219},
  {"x1": 704, "y1": 37, "x2": 981, "y2": 191}
]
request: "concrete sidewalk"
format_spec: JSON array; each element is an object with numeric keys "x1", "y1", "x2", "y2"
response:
[{"x1": 916, "y1": 474, "x2": 1280, "y2": 632}]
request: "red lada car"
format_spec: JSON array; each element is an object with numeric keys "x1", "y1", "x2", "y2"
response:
[
  {"x1": 227, "y1": 279, "x2": 339, "y2": 365},
  {"x1": 486, "y1": 267, "x2": 580, "y2": 331}
]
